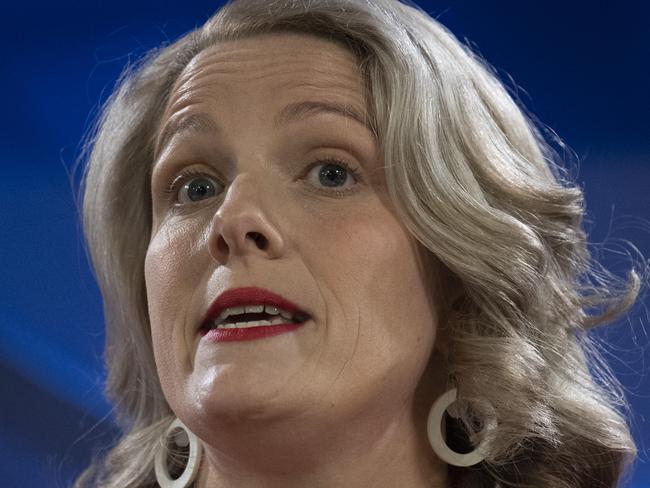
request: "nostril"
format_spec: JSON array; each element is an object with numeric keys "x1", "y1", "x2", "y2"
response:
[
  {"x1": 249, "y1": 232, "x2": 267, "y2": 248},
  {"x1": 217, "y1": 235, "x2": 229, "y2": 254}
]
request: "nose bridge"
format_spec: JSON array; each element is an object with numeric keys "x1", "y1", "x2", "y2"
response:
[
  {"x1": 220, "y1": 170, "x2": 258, "y2": 211},
  {"x1": 209, "y1": 168, "x2": 284, "y2": 263},
  {"x1": 217, "y1": 164, "x2": 277, "y2": 217}
]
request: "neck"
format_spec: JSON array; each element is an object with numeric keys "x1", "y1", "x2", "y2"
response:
[
  {"x1": 195, "y1": 407, "x2": 448, "y2": 488},
  {"x1": 193, "y1": 355, "x2": 450, "y2": 488}
]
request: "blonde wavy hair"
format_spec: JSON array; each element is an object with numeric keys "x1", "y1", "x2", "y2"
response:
[{"x1": 73, "y1": 0, "x2": 645, "y2": 486}]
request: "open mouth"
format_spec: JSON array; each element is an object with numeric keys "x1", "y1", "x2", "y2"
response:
[
  {"x1": 200, "y1": 311, "x2": 311, "y2": 332},
  {"x1": 198, "y1": 313, "x2": 311, "y2": 342},
  {"x1": 200, "y1": 286, "x2": 312, "y2": 337}
]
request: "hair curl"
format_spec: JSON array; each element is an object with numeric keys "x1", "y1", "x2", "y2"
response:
[{"x1": 73, "y1": 1, "x2": 645, "y2": 486}]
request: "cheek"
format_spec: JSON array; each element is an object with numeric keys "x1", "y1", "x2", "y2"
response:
[
  {"x1": 359, "y1": 220, "x2": 437, "y2": 352},
  {"x1": 301, "y1": 200, "x2": 437, "y2": 334},
  {"x1": 144, "y1": 228, "x2": 187, "y2": 333},
  {"x1": 144, "y1": 223, "x2": 204, "y2": 399},
  {"x1": 303, "y1": 203, "x2": 437, "y2": 379},
  {"x1": 356, "y1": 222, "x2": 437, "y2": 400},
  {"x1": 145, "y1": 220, "x2": 204, "y2": 323},
  {"x1": 310, "y1": 206, "x2": 429, "y2": 307}
]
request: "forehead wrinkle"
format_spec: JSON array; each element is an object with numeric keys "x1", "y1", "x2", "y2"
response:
[
  {"x1": 155, "y1": 96, "x2": 374, "y2": 165},
  {"x1": 176, "y1": 62, "x2": 363, "y2": 95},
  {"x1": 167, "y1": 66, "x2": 368, "y2": 122},
  {"x1": 168, "y1": 64, "x2": 366, "y2": 120},
  {"x1": 168, "y1": 36, "x2": 365, "y2": 97},
  {"x1": 178, "y1": 38, "x2": 363, "y2": 87},
  {"x1": 155, "y1": 39, "x2": 372, "y2": 160}
]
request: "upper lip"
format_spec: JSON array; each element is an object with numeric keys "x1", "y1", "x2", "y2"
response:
[{"x1": 201, "y1": 286, "x2": 311, "y2": 329}]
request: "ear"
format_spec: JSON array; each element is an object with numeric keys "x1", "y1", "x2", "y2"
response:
[
  {"x1": 416, "y1": 246, "x2": 466, "y2": 359},
  {"x1": 433, "y1": 268, "x2": 466, "y2": 360},
  {"x1": 433, "y1": 322, "x2": 450, "y2": 359}
]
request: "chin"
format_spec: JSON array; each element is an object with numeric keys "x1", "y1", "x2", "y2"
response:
[{"x1": 188, "y1": 376, "x2": 308, "y2": 427}]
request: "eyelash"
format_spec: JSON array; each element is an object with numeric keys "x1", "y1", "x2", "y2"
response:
[{"x1": 162, "y1": 156, "x2": 363, "y2": 206}]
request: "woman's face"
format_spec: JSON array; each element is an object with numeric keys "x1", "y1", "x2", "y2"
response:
[{"x1": 145, "y1": 33, "x2": 444, "y2": 445}]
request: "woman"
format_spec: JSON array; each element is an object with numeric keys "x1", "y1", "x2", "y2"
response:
[{"x1": 74, "y1": 0, "x2": 645, "y2": 486}]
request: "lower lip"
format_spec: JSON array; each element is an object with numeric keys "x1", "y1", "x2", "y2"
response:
[{"x1": 201, "y1": 321, "x2": 308, "y2": 342}]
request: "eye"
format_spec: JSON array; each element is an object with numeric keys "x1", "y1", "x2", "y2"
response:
[
  {"x1": 304, "y1": 157, "x2": 363, "y2": 195},
  {"x1": 163, "y1": 169, "x2": 220, "y2": 205},
  {"x1": 161, "y1": 156, "x2": 363, "y2": 207},
  {"x1": 179, "y1": 176, "x2": 218, "y2": 204}
]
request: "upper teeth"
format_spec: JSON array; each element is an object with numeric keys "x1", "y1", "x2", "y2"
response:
[{"x1": 215, "y1": 304, "x2": 296, "y2": 325}]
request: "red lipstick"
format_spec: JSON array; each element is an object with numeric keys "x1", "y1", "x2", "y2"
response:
[
  {"x1": 199, "y1": 286, "x2": 311, "y2": 343},
  {"x1": 202, "y1": 322, "x2": 306, "y2": 342}
]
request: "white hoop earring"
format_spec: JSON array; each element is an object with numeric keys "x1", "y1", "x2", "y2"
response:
[
  {"x1": 427, "y1": 388, "x2": 497, "y2": 467},
  {"x1": 155, "y1": 417, "x2": 203, "y2": 488}
]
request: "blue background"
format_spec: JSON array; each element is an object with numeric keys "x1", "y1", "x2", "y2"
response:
[{"x1": 1, "y1": 1, "x2": 648, "y2": 486}]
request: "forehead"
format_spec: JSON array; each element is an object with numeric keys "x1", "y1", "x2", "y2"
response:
[
  {"x1": 179, "y1": 32, "x2": 362, "y2": 87},
  {"x1": 156, "y1": 33, "x2": 372, "y2": 156}
]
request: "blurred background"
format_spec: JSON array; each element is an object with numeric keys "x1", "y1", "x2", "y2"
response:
[{"x1": 1, "y1": 0, "x2": 648, "y2": 486}]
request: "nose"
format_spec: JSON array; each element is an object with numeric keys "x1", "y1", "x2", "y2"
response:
[{"x1": 208, "y1": 175, "x2": 285, "y2": 265}]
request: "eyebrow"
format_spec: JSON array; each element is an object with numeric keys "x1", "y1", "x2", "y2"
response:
[{"x1": 154, "y1": 100, "x2": 373, "y2": 160}]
